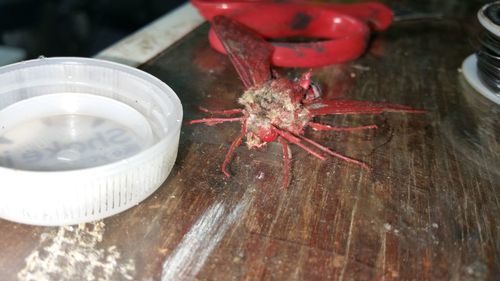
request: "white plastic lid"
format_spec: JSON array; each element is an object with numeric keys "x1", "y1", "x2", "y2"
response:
[
  {"x1": 462, "y1": 54, "x2": 500, "y2": 105},
  {"x1": 0, "y1": 57, "x2": 183, "y2": 226},
  {"x1": 478, "y1": 2, "x2": 500, "y2": 37}
]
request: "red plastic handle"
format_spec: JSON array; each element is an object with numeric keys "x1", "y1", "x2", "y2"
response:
[
  {"x1": 192, "y1": 0, "x2": 393, "y2": 67},
  {"x1": 208, "y1": 6, "x2": 370, "y2": 67},
  {"x1": 192, "y1": 0, "x2": 393, "y2": 31}
]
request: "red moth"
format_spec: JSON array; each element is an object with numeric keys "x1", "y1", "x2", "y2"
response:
[{"x1": 190, "y1": 16, "x2": 425, "y2": 189}]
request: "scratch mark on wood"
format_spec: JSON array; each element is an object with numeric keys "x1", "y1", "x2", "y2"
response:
[
  {"x1": 161, "y1": 194, "x2": 250, "y2": 281},
  {"x1": 381, "y1": 230, "x2": 387, "y2": 281},
  {"x1": 17, "y1": 221, "x2": 135, "y2": 281},
  {"x1": 338, "y1": 175, "x2": 363, "y2": 281},
  {"x1": 473, "y1": 202, "x2": 484, "y2": 244}
]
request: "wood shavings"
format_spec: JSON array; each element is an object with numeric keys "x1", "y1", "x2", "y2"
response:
[{"x1": 18, "y1": 221, "x2": 135, "y2": 281}]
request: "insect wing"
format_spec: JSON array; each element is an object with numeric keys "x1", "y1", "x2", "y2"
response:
[{"x1": 212, "y1": 15, "x2": 273, "y2": 89}]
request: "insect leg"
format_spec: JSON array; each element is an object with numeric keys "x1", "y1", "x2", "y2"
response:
[
  {"x1": 198, "y1": 106, "x2": 244, "y2": 116},
  {"x1": 308, "y1": 122, "x2": 378, "y2": 131},
  {"x1": 189, "y1": 117, "x2": 244, "y2": 126},
  {"x1": 272, "y1": 127, "x2": 326, "y2": 161},
  {"x1": 307, "y1": 100, "x2": 427, "y2": 116},
  {"x1": 298, "y1": 135, "x2": 370, "y2": 170},
  {"x1": 298, "y1": 69, "x2": 313, "y2": 90},
  {"x1": 278, "y1": 137, "x2": 291, "y2": 189},
  {"x1": 221, "y1": 122, "x2": 247, "y2": 177}
]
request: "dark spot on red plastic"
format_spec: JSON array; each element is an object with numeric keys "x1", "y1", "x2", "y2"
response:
[
  {"x1": 269, "y1": 37, "x2": 329, "y2": 43},
  {"x1": 291, "y1": 12, "x2": 312, "y2": 30}
]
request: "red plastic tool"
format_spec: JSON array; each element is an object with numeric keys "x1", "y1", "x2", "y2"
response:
[{"x1": 191, "y1": 0, "x2": 393, "y2": 67}]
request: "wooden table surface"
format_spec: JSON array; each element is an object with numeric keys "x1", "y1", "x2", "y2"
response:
[{"x1": 2, "y1": 1, "x2": 499, "y2": 280}]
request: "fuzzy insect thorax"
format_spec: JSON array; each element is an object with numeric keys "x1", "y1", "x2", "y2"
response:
[{"x1": 238, "y1": 78, "x2": 311, "y2": 148}]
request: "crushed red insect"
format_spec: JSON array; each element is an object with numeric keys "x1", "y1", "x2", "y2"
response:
[{"x1": 190, "y1": 16, "x2": 425, "y2": 189}]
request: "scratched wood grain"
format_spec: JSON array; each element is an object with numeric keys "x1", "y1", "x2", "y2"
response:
[{"x1": 1, "y1": 1, "x2": 499, "y2": 280}]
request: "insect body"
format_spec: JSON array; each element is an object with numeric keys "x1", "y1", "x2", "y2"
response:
[
  {"x1": 239, "y1": 78, "x2": 310, "y2": 148},
  {"x1": 190, "y1": 16, "x2": 424, "y2": 189}
]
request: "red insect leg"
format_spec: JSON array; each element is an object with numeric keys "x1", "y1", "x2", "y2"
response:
[
  {"x1": 298, "y1": 135, "x2": 370, "y2": 170},
  {"x1": 299, "y1": 69, "x2": 313, "y2": 90},
  {"x1": 198, "y1": 106, "x2": 243, "y2": 116},
  {"x1": 189, "y1": 117, "x2": 244, "y2": 126},
  {"x1": 272, "y1": 127, "x2": 326, "y2": 161},
  {"x1": 272, "y1": 126, "x2": 370, "y2": 171},
  {"x1": 222, "y1": 122, "x2": 247, "y2": 177},
  {"x1": 308, "y1": 122, "x2": 378, "y2": 132},
  {"x1": 307, "y1": 100, "x2": 427, "y2": 116},
  {"x1": 278, "y1": 137, "x2": 290, "y2": 190}
]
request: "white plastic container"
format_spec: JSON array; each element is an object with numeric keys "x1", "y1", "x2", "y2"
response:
[{"x1": 0, "y1": 57, "x2": 182, "y2": 226}]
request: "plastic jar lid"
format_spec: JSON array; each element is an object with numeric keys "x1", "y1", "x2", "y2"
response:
[
  {"x1": 463, "y1": 54, "x2": 500, "y2": 105},
  {"x1": 478, "y1": 2, "x2": 500, "y2": 37},
  {"x1": 0, "y1": 57, "x2": 183, "y2": 226}
]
